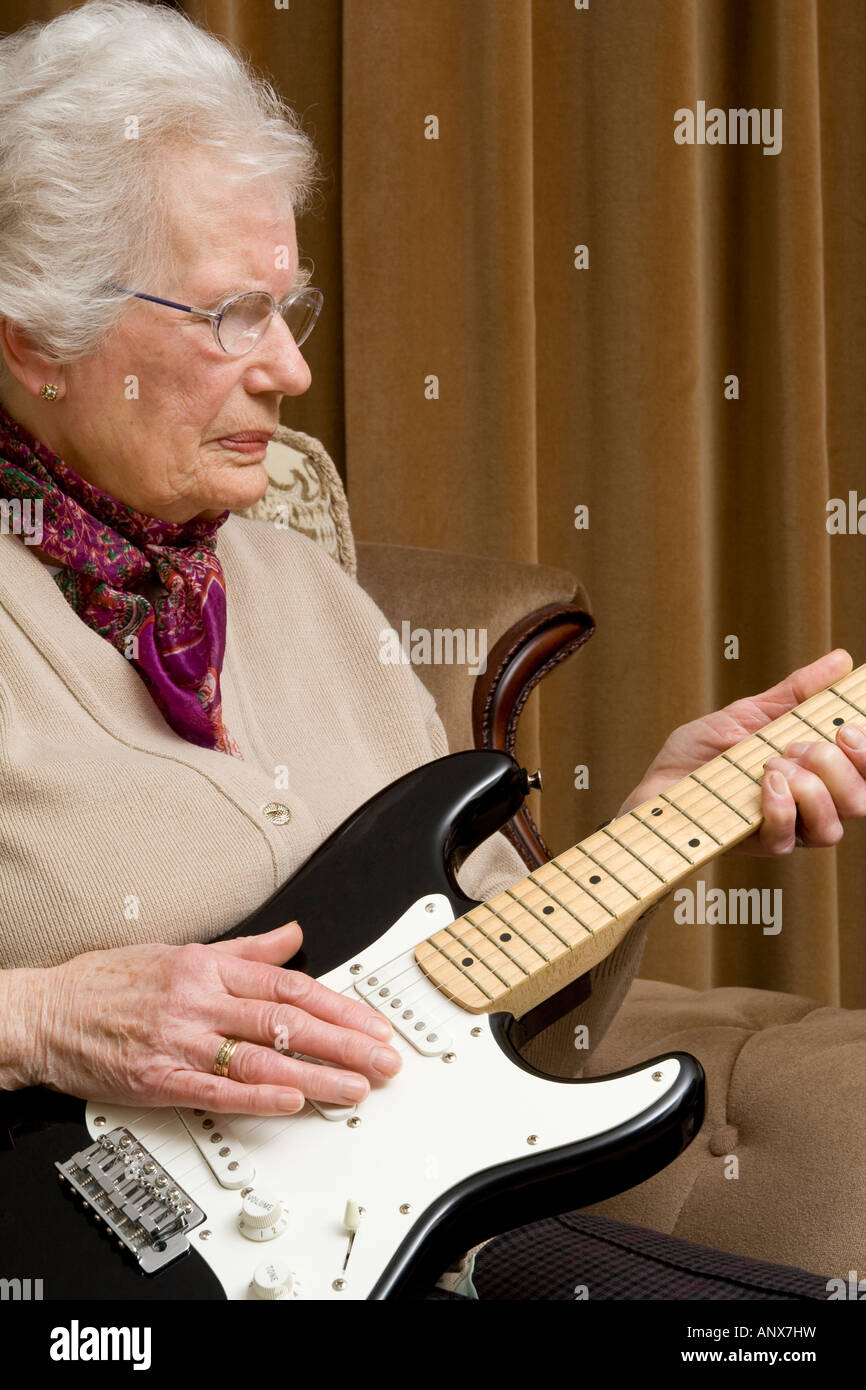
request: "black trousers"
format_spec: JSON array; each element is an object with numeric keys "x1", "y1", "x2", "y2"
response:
[{"x1": 424, "y1": 1210, "x2": 832, "y2": 1300}]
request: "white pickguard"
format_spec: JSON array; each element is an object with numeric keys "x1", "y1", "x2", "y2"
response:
[{"x1": 85, "y1": 895, "x2": 683, "y2": 1300}]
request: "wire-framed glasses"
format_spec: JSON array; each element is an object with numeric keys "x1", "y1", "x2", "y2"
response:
[{"x1": 103, "y1": 281, "x2": 324, "y2": 357}]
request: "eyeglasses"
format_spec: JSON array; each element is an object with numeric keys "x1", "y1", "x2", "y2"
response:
[{"x1": 103, "y1": 281, "x2": 324, "y2": 357}]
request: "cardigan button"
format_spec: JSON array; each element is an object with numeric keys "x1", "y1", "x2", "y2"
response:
[{"x1": 263, "y1": 802, "x2": 291, "y2": 826}]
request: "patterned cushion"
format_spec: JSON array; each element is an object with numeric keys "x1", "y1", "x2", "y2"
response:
[{"x1": 233, "y1": 424, "x2": 357, "y2": 579}]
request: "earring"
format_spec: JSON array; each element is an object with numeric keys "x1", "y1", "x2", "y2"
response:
[{"x1": 40, "y1": 384, "x2": 60, "y2": 401}]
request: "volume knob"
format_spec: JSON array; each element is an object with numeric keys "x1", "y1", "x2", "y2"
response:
[
  {"x1": 238, "y1": 1190, "x2": 288, "y2": 1241},
  {"x1": 251, "y1": 1259, "x2": 294, "y2": 1300}
]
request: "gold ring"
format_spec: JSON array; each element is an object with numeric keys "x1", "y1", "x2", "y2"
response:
[{"x1": 213, "y1": 1037, "x2": 241, "y2": 1077}]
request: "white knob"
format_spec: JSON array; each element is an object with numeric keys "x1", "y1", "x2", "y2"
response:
[
  {"x1": 251, "y1": 1259, "x2": 294, "y2": 1300},
  {"x1": 238, "y1": 1190, "x2": 288, "y2": 1241},
  {"x1": 344, "y1": 1200, "x2": 363, "y2": 1233}
]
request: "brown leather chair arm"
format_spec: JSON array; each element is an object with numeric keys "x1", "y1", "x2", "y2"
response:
[{"x1": 472, "y1": 602, "x2": 595, "y2": 868}]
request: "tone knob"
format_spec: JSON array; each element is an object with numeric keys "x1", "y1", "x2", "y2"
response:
[
  {"x1": 251, "y1": 1259, "x2": 294, "y2": 1300},
  {"x1": 238, "y1": 1189, "x2": 288, "y2": 1241}
]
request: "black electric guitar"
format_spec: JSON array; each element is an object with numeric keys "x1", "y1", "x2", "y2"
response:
[{"x1": 2, "y1": 663, "x2": 861, "y2": 1299}]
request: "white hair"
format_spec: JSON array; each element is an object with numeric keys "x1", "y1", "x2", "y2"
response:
[{"x1": 0, "y1": 0, "x2": 325, "y2": 365}]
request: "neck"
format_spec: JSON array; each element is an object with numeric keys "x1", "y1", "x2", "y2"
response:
[{"x1": 416, "y1": 662, "x2": 866, "y2": 1017}]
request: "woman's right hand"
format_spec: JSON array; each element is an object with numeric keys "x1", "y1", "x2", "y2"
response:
[{"x1": 2, "y1": 922, "x2": 402, "y2": 1114}]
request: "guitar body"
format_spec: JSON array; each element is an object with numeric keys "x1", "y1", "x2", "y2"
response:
[{"x1": 0, "y1": 751, "x2": 704, "y2": 1301}]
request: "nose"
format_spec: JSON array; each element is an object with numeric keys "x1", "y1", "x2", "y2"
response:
[{"x1": 242, "y1": 310, "x2": 312, "y2": 396}]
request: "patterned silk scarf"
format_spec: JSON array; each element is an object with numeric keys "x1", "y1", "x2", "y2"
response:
[{"x1": 0, "y1": 403, "x2": 242, "y2": 758}]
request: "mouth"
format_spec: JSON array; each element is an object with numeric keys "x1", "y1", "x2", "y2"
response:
[{"x1": 214, "y1": 429, "x2": 275, "y2": 459}]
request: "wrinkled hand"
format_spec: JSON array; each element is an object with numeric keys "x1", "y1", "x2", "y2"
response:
[
  {"x1": 18, "y1": 922, "x2": 401, "y2": 1113},
  {"x1": 616, "y1": 649, "x2": 866, "y2": 856}
]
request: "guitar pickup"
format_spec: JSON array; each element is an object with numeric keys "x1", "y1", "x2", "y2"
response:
[
  {"x1": 354, "y1": 954, "x2": 453, "y2": 1056},
  {"x1": 290, "y1": 1053, "x2": 358, "y2": 1120},
  {"x1": 176, "y1": 1109, "x2": 255, "y2": 1188},
  {"x1": 56, "y1": 1127, "x2": 205, "y2": 1274}
]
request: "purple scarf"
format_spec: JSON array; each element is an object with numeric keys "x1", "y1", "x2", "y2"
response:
[{"x1": 0, "y1": 404, "x2": 242, "y2": 758}]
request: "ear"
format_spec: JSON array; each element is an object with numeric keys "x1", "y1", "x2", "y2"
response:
[{"x1": 0, "y1": 316, "x2": 66, "y2": 399}]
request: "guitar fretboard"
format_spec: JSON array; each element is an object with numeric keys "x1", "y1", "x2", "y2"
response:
[{"x1": 415, "y1": 663, "x2": 866, "y2": 1017}]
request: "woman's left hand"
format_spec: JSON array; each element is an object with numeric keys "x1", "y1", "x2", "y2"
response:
[{"x1": 616, "y1": 649, "x2": 866, "y2": 856}]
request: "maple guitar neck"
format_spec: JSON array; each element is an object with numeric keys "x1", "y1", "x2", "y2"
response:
[{"x1": 416, "y1": 662, "x2": 866, "y2": 1019}]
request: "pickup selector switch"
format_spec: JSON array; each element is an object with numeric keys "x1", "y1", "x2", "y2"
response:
[{"x1": 238, "y1": 1190, "x2": 288, "y2": 1242}]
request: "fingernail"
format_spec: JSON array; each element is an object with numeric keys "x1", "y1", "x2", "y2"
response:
[
  {"x1": 766, "y1": 771, "x2": 788, "y2": 795},
  {"x1": 371, "y1": 1046, "x2": 402, "y2": 1077},
  {"x1": 277, "y1": 1092, "x2": 304, "y2": 1112},
  {"x1": 784, "y1": 742, "x2": 810, "y2": 757},
  {"x1": 340, "y1": 1076, "x2": 369, "y2": 1102},
  {"x1": 364, "y1": 1016, "x2": 393, "y2": 1042},
  {"x1": 841, "y1": 724, "x2": 866, "y2": 748}
]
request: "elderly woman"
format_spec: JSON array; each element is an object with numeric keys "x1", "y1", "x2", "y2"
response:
[{"x1": 1, "y1": 1, "x2": 865, "y2": 1299}]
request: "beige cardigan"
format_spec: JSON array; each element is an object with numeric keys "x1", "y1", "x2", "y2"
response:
[{"x1": 0, "y1": 517, "x2": 650, "y2": 1075}]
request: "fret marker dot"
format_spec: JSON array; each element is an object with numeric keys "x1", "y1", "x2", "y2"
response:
[
  {"x1": 500, "y1": 932, "x2": 511, "y2": 942},
  {"x1": 833, "y1": 718, "x2": 843, "y2": 726},
  {"x1": 652, "y1": 808, "x2": 663, "y2": 816},
  {"x1": 589, "y1": 875, "x2": 601, "y2": 884},
  {"x1": 462, "y1": 957, "x2": 474, "y2": 967},
  {"x1": 688, "y1": 838, "x2": 699, "y2": 847},
  {"x1": 542, "y1": 906, "x2": 554, "y2": 915}
]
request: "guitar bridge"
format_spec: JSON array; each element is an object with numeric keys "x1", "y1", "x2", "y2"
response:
[{"x1": 56, "y1": 1126, "x2": 205, "y2": 1274}]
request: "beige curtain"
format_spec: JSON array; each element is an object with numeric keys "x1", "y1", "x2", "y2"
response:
[{"x1": 5, "y1": 0, "x2": 864, "y2": 1010}]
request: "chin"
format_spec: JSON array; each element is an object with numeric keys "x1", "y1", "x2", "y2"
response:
[{"x1": 200, "y1": 462, "x2": 271, "y2": 518}]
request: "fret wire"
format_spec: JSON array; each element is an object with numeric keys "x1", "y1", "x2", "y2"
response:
[
  {"x1": 502, "y1": 886, "x2": 577, "y2": 950},
  {"x1": 439, "y1": 922, "x2": 514, "y2": 991},
  {"x1": 834, "y1": 672, "x2": 866, "y2": 693},
  {"x1": 548, "y1": 856, "x2": 619, "y2": 916},
  {"x1": 658, "y1": 788, "x2": 723, "y2": 844},
  {"x1": 683, "y1": 767, "x2": 750, "y2": 828},
  {"x1": 828, "y1": 684, "x2": 866, "y2": 718},
  {"x1": 478, "y1": 893, "x2": 559, "y2": 959},
  {"x1": 718, "y1": 750, "x2": 762, "y2": 798},
  {"x1": 460, "y1": 911, "x2": 534, "y2": 977},
  {"x1": 767, "y1": 688, "x2": 862, "y2": 738},
  {"x1": 750, "y1": 726, "x2": 787, "y2": 753},
  {"x1": 428, "y1": 905, "x2": 548, "y2": 998},
  {"x1": 466, "y1": 901, "x2": 553, "y2": 974},
  {"x1": 800, "y1": 687, "x2": 862, "y2": 718},
  {"x1": 523, "y1": 871, "x2": 597, "y2": 934},
  {"x1": 469, "y1": 898, "x2": 554, "y2": 963},
  {"x1": 696, "y1": 757, "x2": 759, "y2": 805},
  {"x1": 819, "y1": 680, "x2": 866, "y2": 709},
  {"x1": 423, "y1": 939, "x2": 495, "y2": 1002},
  {"x1": 578, "y1": 847, "x2": 643, "y2": 901},
  {"x1": 629, "y1": 807, "x2": 702, "y2": 863},
  {"x1": 602, "y1": 819, "x2": 690, "y2": 879},
  {"x1": 598, "y1": 825, "x2": 668, "y2": 885},
  {"x1": 791, "y1": 711, "x2": 834, "y2": 740}
]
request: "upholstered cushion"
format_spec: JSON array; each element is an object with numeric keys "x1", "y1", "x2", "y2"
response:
[
  {"x1": 356, "y1": 542, "x2": 583, "y2": 752},
  {"x1": 235, "y1": 425, "x2": 356, "y2": 578},
  {"x1": 579, "y1": 978, "x2": 866, "y2": 1279}
]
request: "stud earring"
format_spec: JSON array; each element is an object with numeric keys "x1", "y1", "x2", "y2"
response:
[{"x1": 40, "y1": 384, "x2": 60, "y2": 401}]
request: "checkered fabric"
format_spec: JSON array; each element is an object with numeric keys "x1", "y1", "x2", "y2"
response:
[{"x1": 423, "y1": 1210, "x2": 831, "y2": 1300}]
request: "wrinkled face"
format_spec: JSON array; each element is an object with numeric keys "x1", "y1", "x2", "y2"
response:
[{"x1": 40, "y1": 153, "x2": 312, "y2": 522}]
